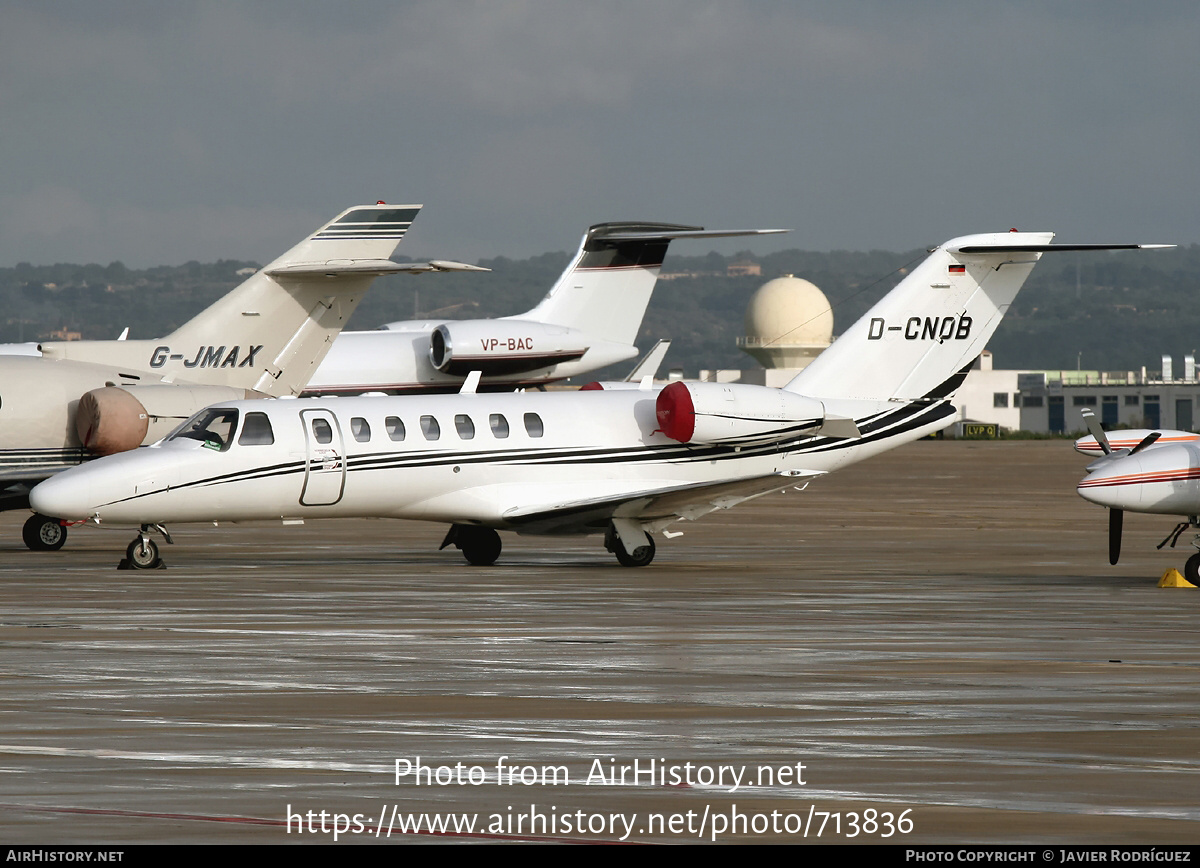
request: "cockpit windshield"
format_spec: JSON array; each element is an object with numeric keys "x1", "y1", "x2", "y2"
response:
[{"x1": 168, "y1": 408, "x2": 239, "y2": 452}]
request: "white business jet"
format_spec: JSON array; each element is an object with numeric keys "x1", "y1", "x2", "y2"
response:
[
  {"x1": 1074, "y1": 410, "x2": 1200, "y2": 580},
  {"x1": 302, "y1": 222, "x2": 781, "y2": 396},
  {"x1": 29, "y1": 233, "x2": 1169, "y2": 569},
  {"x1": 2, "y1": 203, "x2": 483, "y2": 549}
]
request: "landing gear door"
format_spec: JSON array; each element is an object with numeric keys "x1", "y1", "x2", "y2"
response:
[{"x1": 300, "y1": 409, "x2": 345, "y2": 506}]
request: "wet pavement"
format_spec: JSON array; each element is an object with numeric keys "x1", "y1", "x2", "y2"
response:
[{"x1": 1, "y1": 440, "x2": 1198, "y2": 843}]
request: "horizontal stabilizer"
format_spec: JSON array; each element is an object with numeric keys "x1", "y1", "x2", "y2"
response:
[
  {"x1": 267, "y1": 260, "x2": 489, "y2": 278},
  {"x1": 523, "y1": 222, "x2": 785, "y2": 347},
  {"x1": 424, "y1": 260, "x2": 492, "y2": 272},
  {"x1": 599, "y1": 228, "x2": 786, "y2": 242},
  {"x1": 786, "y1": 231, "x2": 1173, "y2": 404},
  {"x1": 950, "y1": 242, "x2": 1174, "y2": 254}
]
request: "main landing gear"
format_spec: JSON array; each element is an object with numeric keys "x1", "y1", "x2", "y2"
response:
[
  {"x1": 438, "y1": 521, "x2": 660, "y2": 567},
  {"x1": 1156, "y1": 518, "x2": 1200, "y2": 584},
  {"x1": 23, "y1": 513, "x2": 67, "y2": 551},
  {"x1": 119, "y1": 524, "x2": 173, "y2": 570},
  {"x1": 605, "y1": 521, "x2": 656, "y2": 567},
  {"x1": 440, "y1": 524, "x2": 502, "y2": 566}
]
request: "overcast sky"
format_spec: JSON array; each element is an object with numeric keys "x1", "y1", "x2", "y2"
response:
[{"x1": 1, "y1": 1, "x2": 1196, "y2": 267}]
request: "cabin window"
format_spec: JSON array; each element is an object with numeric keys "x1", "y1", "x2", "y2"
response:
[
  {"x1": 421, "y1": 415, "x2": 441, "y2": 440},
  {"x1": 490, "y1": 414, "x2": 509, "y2": 438},
  {"x1": 312, "y1": 418, "x2": 334, "y2": 444},
  {"x1": 455, "y1": 414, "x2": 475, "y2": 439},
  {"x1": 523, "y1": 412, "x2": 544, "y2": 438},
  {"x1": 386, "y1": 416, "x2": 406, "y2": 441},
  {"x1": 351, "y1": 417, "x2": 371, "y2": 442},
  {"x1": 171, "y1": 408, "x2": 239, "y2": 452},
  {"x1": 238, "y1": 412, "x2": 274, "y2": 446}
]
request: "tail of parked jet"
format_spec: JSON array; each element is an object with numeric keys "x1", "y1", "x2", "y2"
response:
[
  {"x1": 785, "y1": 233, "x2": 1171, "y2": 403},
  {"x1": 35, "y1": 203, "x2": 484, "y2": 397},
  {"x1": 520, "y1": 223, "x2": 784, "y2": 346}
]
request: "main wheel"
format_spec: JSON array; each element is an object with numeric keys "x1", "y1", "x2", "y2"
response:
[
  {"x1": 1184, "y1": 552, "x2": 1200, "y2": 585},
  {"x1": 459, "y1": 526, "x2": 502, "y2": 566},
  {"x1": 614, "y1": 534, "x2": 655, "y2": 568},
  {"x1": 125, "y1": 538, "x2": 162, "y2": 570},
  {"x1": 23, "y1": 514, "x2": 67, "y2": 552}
]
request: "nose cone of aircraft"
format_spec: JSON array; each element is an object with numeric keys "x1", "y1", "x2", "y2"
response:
[
  {"x1": 29, "y1": 448, "x2": 172, "y2": 521},
  {"x1": 29, "y1": 470, "x2": 101, "y2": 521},
  {"x1": 1077, "y1": 454, "x2": 1146, "y2": 510},
  {"x1": 1077, "y1": 444, "x2": 1200, "y2": 513}
]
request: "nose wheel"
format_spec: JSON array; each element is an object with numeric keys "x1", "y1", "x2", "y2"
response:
[{"x1": 118, "y1": 524, "x2": 172, "y2": 570}]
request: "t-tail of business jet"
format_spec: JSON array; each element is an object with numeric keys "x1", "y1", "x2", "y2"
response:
[
  {"x1": 4, "y1": 203, "x2": 485, "y2": 549},
  {"x1": 28, "y1": 231, "x2": 1170, "y2": 569},
  {"x1": 304, "y1": 222, "x2": 783, "y2": 395},
  {"x1": 34, "y1": 203, "x2": 480, "y2": 397}
]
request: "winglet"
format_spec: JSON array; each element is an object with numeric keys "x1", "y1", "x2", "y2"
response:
[
  {"x1": 624, "y1": 339, "x2": 671, "y2": 382},
  {"x1": 460, "y1": 370, "x2": 482, "y2": 394}
]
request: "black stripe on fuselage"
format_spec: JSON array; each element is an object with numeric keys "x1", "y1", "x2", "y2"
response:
[{"x1": 91, "y1": 395, "x2": 955, "y2": 510}]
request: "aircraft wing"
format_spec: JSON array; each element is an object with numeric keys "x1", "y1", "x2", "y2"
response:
[{"x1": 501, "y1": 469, "x2": 824, "y2": 535}]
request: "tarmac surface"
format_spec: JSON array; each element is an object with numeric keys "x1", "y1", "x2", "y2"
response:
[{"x1": 1, "y1": 439, "x2": 1198, "y2": 844}]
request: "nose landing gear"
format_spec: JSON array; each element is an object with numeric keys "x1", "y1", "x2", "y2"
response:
[{"x1": 119, "y1": 524, "x2": 173, "y2": 570}]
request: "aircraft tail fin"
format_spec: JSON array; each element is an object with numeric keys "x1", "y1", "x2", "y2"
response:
[
  {"x1": 520, "y1": 223, "x2": 783, "y2": 346},
  {"x1": 784, "y1": 234, "x2": 1166, "y2": 403},
  {"x1": 163, "y1": 204, "x2": 423, "y2": 396},
  {"x1": 39, "y1": 204, "x2": 425, "y2": 396}
]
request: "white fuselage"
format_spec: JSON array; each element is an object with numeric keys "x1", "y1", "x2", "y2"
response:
[
  {"x1": 302, "y1": 323, "x2": 637, "y2": 395},
  {"x1": 28, "y1": 388, "x2": 952, "y2": 533}
]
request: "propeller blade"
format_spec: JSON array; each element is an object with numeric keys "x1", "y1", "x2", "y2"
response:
[
  {"x1": 1128, "y1": 431, "x2": 1162, "y2": 455},
  {"x1": 1109, "y1": 508, "x2": 1123, "y2": 565},
  {"x1": 1081, "y1": 409, "x2": 1111, "y2": 455}
]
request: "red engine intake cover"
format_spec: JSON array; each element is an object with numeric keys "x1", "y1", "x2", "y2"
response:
[{"x1": 656, "y1": 381, "x2": 696, "y2": 442}]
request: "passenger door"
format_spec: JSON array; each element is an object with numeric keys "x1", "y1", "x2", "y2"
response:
[{"x1": 300, "y1": 409, "x2": 346, "y2": 506}]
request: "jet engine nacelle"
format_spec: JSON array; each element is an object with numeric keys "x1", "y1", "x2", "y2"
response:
[
  {"x1": 655, "y1": 381, "x2": 825, "y2": 444},
  {"x1": 76, "y1": 384, "x2": 252, "y2": 455},
  {"x1": 429, "y1": 320, "x2": 590, "y2": 377}
]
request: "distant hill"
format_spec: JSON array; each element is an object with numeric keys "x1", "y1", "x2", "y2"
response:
[{"x1": 3, "y1": 244, "x2": 1196, "y2": 380}]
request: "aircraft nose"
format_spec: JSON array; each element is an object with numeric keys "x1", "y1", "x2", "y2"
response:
[
  {"x1": 1077, "y1": 452, "x2": 1150, "y2": 510},
  {"x1": 29, "y1": 472, "x2": 98, "y2": 520}
]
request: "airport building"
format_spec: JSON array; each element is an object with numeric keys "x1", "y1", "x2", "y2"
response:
[{"x1": 994, "y1": 355, "x2": 1199, "y2": 434}]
